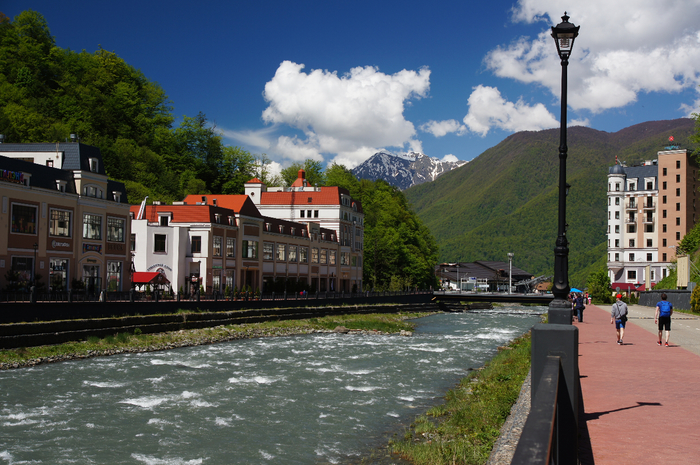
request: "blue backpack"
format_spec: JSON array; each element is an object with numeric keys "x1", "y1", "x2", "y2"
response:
[{"x1": 658, "y1": 300, "x2": 672, "y2": 317}]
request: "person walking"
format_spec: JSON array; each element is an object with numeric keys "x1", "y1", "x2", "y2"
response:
[
  {"x1": 574, "y1": 293, "x2": 586, "y2": 322},
  {"x1": 611, "y1": 293, "x2": 628, "y2": 345},
  {"x1": 655, "y1": 293, "x2": 674, "y2": 346}
]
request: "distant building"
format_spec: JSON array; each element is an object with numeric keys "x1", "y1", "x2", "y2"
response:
[
  {"x1": 606, "y1": 149, "x2": 700, "y2": 290},
  {"x1": 435, "y1": 261, "x2": 533, "y2": 292},
  {"x1": 0, "y1": 139, "x2": 131, "y2": 293}
]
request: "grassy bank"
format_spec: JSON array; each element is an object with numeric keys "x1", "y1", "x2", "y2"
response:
[
  {"x1": 388, "y1": 332, "x2": 532, "y2": 465},
  {"x1": 0, "y1": 312, "x2": 424, "y2": 368}
]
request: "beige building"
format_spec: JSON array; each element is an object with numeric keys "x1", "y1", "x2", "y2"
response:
[
  {"x1": 0, "y1": 141, "x2": 131, "y2": 293},
  {"x1": 607, "y1": 148, "x2": 699, "y2": 290}
]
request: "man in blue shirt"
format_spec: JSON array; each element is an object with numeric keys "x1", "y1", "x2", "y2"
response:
[{"x1": 655, "y1": 293, "x2": 674, "y2": 347}]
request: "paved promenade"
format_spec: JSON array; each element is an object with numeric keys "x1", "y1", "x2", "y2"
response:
[{"x1": 576, "y1": 303, "x2": 700, "y2": 464}]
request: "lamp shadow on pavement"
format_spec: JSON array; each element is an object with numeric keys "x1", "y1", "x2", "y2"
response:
[{"x1": 583, "y1": 401, "x2": 662, "y2": 421}]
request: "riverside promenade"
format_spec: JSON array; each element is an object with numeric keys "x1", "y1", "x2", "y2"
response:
[{"x1": 576, "y1": 303, "x2": 700, "y2": 464}]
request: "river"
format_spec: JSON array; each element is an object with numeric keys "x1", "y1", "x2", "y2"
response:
[{"x1": 0, "y1": 307, "x2": 543, "y2": 464}]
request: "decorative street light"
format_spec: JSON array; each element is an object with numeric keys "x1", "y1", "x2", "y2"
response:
[
  {"x1": 32, "y1": 242, "x2": 38, "y2": 286},
  {"x1": 507, "y1": 253, "x2": 514, "y2": 294},
  {"x1": 549, "y1": 12, "x2": 579, "y2": 324}
]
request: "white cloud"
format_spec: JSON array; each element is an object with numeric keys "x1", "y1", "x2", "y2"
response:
[
  {"x1": 441, "y1": 154, "x2": 459, "y2": 163},
  {"x1": 221, "y1": 127, "x2": 275, "y2": 151},
  {"x1": 420, "y1": 119, "x2": 466, "y2": 137},
  {"x1": 261, "y1": 60, "x2": 430, "y2": 167},
  {"x1": 487, "y1": 0, "x2": 700, "y2": 114},
  {"x1": 463, "y1": 85, "x2": 558, "y2": 136}
]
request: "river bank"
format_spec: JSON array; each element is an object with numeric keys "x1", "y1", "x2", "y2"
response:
[{"x1": 0, "y1": 311, "x2": 423, "y2": 370}]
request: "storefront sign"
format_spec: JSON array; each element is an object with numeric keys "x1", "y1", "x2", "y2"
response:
[
  {"x1": 147, "y1": 263, "x2": 173, "y2": 272},
  {"x1": 83, "y1": 243, "x2": 102, "y2": 254},
  {"x1": 1, "y1": 169, "x2": 24, "y2": 184},
  {"x1": 51, "y1": 240, "x2": 70, "y2": 248}
]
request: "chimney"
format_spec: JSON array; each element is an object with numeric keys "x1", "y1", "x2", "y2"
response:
[{"x1": 70, "y1": 134, "x2": 77, "y2": 142}]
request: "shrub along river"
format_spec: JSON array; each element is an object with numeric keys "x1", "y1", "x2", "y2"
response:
[{"x1": 0, "y1": 307, "x2": 543, "y2": 464}]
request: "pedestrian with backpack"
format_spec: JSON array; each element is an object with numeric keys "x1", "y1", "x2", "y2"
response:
[
  {"x1": 655, "y1": 293, "x2": 674, "y2": 347},
  {"x1": 611, "y1": 294, "x2": 628, "y2": 345}
]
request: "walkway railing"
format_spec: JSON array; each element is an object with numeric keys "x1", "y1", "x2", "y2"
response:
[{"x1": 511, "y1": 356, "x2": 577, "y2": 465}]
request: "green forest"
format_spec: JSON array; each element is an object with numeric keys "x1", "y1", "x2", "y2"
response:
[{"x1": 0, "y1": 10, "x2": 439, "y2": 290}]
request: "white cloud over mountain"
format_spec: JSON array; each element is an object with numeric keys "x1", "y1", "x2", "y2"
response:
[{"x1": 260, "y1": 60, "x2": 430, "y2": 167}]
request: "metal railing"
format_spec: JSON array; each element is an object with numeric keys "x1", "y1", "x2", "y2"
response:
[{"x1": 511, "y1": 356, "x2": 577, "y2": 465}]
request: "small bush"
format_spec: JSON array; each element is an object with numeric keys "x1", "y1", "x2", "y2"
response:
[
  {"x1": 133, "y1": 328, "x2": 143, "y2": 336},
  {"x1": 691, "y1": 285, "x2": 700, "y2": 313}
]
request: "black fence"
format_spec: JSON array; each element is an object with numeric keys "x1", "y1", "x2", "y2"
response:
[
  {"x1": 0, "y1": 289, "x2": 434, "y2": 324},
  {"x1": 511, "y1": 356, "x2": 577, "y2": 465},
  {"x1": 638, "y1": 289, "x2": 691, "y2": 310}
]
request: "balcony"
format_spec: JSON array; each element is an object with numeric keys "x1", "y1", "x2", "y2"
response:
[
  {"x1": 625, "y1": 218, "x2": 637, "y2": 224},
  {"x1": 642, "y1": 202, "x2": 656, "y2": 210},
  {"x1": 625, "y1": 203, "x2": 637, "y2": 210},
  {"x1": 643, "y1": 217, "x2": 655, "y2": 225}
]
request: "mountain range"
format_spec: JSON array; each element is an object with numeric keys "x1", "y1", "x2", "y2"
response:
[
  {"x1": 351, "y1": 151, "x2": 467, "y2": 190},
  {"x1": 402, "y1": 118, "x2": 698, "y2": 288}
]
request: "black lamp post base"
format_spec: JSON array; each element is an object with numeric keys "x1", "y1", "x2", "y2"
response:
[{"x1": 548, "y1": 297, "x2": 573, "y2": 325}]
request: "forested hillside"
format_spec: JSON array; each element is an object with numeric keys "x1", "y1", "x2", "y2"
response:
[{"x1": 405, "y1": 118, "x2": 698, "y2": 287}]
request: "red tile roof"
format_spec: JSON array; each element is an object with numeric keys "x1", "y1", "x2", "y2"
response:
[
  {"x1": 132, "y1": 272, "x2": 170, "y2": 284},
  {"x1": 259, "y1": 186, "x2": 363, "y2": 213},
  {"x1": 129, "y1": 204, "x2": 241, "y2": 224},
  {"x1": 180, "y1": 195, "x2": 262, "y2": 218}
]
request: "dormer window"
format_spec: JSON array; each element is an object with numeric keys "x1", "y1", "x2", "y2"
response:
[
  {"x1": 112, "y1": 191, "x2": 121, "y2": 203},
  {"x1": 159, "y1": 214, "x2": 170, "y2": 226},
  {"x1": 228, "y1": 216, "x2": 234, "y2": 226},
  {"x1": 321, "y1": 233, "x2": 326, "y2": 240},
  {"x1": 56, "y1": 180, "x2": 67, "y2": 192},
  {"x1": 279, "y1": 225, "x2": 284, "y2": 234},
  {"x1": 215, "y1": 213, "x2": 221, "y2": 224},
  {"x1": 291, "y1": 227, "x2": 295, "y2": 235},
  {"x1": 89, "y1": 158, "x2": 99, "y2": 173},
  {"x1": 265, "y1": 222, "x2": 271, "y2": 231}
]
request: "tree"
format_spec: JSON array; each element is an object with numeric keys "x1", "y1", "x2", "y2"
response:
[
  {"x1": 587, "y1": 267, "x2": 612, "y2": 304},
  {"x1": 280, "y1": 159, "x2": 325, "y2": 187}
]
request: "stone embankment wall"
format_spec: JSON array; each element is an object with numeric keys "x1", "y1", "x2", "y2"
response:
[{"x1": 0, "y1": 301, "x2": 438, "y2": 349}]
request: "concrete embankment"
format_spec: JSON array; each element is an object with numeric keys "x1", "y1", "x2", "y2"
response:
[{"x1": 0, "y1": 302, "x2": 438, "y2": 349}]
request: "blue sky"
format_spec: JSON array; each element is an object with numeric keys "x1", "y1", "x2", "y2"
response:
[{"x1": 4, "y1": 0, "x2": 700, "y2": 174}]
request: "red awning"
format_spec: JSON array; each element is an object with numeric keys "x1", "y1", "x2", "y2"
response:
[
  {"x1": 132, "y1": 271, "x2": 170, "y2": 285},
  {"x1": 611, "y1": 282, "x2": 654, "y2": 292}
]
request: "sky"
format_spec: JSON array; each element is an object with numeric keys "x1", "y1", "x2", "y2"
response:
[{"x1": 4, "y1": 0, "x2": 700, "y2": 175}]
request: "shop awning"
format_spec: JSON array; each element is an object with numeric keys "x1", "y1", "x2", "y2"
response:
[
  {"x1": 611, "y1": 282, "x2": 653, "y2": 292},
  {"x1": 132, "y1": 272, "x2": 170, "y2": 285}
]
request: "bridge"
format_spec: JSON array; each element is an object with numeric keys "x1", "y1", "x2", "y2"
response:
[{"x1": 433, "y1": 291, "x2": 554, "y2": 305}]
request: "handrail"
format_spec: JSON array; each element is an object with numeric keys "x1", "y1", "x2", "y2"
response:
[{"x1": 511, "y1": 356, "x2": 577, "y2": 464}]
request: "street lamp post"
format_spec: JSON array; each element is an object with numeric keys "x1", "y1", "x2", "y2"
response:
[
  {"x1": 549, "y1": 12, "x2": 579, "y2": 324},
  {"x1": 32, "y1": 243, "x2": 38, "y2": 286},
  {"x1": 507, "y1": 253, "x2": 514, "y2": 294}
]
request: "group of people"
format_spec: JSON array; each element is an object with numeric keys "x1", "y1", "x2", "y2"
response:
[{"x1": 609, "y1": 293, "x2": 674, "y2": 346}]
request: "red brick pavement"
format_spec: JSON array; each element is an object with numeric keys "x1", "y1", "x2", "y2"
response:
[{"x1": 575, "y1": 304, "x2": 700, "y2": 464}]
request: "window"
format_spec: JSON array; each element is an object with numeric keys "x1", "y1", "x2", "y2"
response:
[
  {"x1": 106, "y1": 261, "x2": 122, "y2": 291},
  {"x1": 676, "y1": 174, "x2": 681, "y2": 183},
  {"x1": 215, "y1": 214, "x2": 221, "y2": 224},
  {"x1": 307, "y1": 210, "x2": 312, "y2": 218},
  {"x1": 226, "y1": 238, "x2": 235, "y2": 258},
  {"x1": 628, "y1": 239, "x2": 634, "y2": 247},
  {"x1": 154, "y1": 234, "x2": 166, "y2": 253},
  {"x1": 676, "y1": 188, "x2": 681, "y2": 196},
  {"x1": 160, "y1": 215, "x2": 169, "y2": 226},
  {"x1": 627, "y1": 270, "x2": 636, "y2": 280},
  {"x1": 676, "y1": 217, "x2": 681, "y2": 226},
  {"x1": 311, "y1": 247, "x2": 319, "y2": 263},
  {"x1": 663, "y1": 238, "x2": 667, "y2": 247},
  {"x1": 213, "y1": 236, "x2": 222, "y2": 257},
  {"x1": 191, "y1": 236, "x2": 202, "y2": 254},
  {"x1": 49, "y1": 258, "x2": 68, "y2": 291},
  {"x1": 663, "y1": 181, "x2": 667, "y2": 190},
  {"x1": 647, "y1": 239, "x2": 653, "y2": 247},
  {"x1": 663, "y1": 253, "x2": 667, "y2": 261},
  {"x1": 628, "y1": 225, "x2": 635, "y2": 233},
  {"x1": 320, "y1": 249, "x2": 327, "y2": 264},
  {"x1": 341, "y1": 252, "x2": 350, "y2": 265},
  {"x1": 629, "y1": 183, "x2": 635, "y2": 191},
  {"x1": 663, "y1": 210, "x2": 667, "y2": 218},
  {"x1": 11, "y1": 204, "x2": 37, "y2": 234},
  {"x1": 130, "y1": 233, "x2": 136, "y2": 251},
  {"x1": 663, "y1": 224, "x2": 667, "y2": 232},
  {"x1": 676, "y1": 203, "x2": 681, "y2": 211},
  {"x1": 299, "y1": 247, "x2": 308, "y2": 263},
  {"x1": 11, "y1": 256, "x2": 34, "y2": 283},
  {"x1": 677, "y1": 160, "x2": 681, "y2": 169},
  {"x1": 288, "y1": 246, "x2": 298, "y2": 262},
  {"x1": 329, "y1": 250, "x2": 336, "y2": 265},
  {"x1": 615, "y1": 197, "x2": 620, "y2": 205},
  {"x1": 615, "y1": 239, "x2": 620, "y2": 247},
  {"x1": 647, "y1": 253, "x2": 653, "y2": 261},
  {"x1": 663, "y1": 195, "x2": 667, "y2": 204},
  {"x1": 300, "y1": 210, "x2": 305, "y2": 218},
  {"x1": 629, "y1": 253, "x2": 635, "y2": 261},
  {"x1": 314, "y1": 210, "x2": 319, "y2": 218},
  {"x1": 89, "y1": 158, "x2": 99, "y2": 173},
  {"x1": 615, "y1": 211, "x2": 620, "y2": 219},
  {"x1": 82, "y1": 213, "x2": 102, "y2": 240},
  {"x1": 49, "y1": 209, "x2": 71, "y2": 237},
  {"x1": 276, "y1": 243, "x2": 286, "y2": 261},
  {"x1": 107, "y1": 217, "x2": 125, "y2": 242},
  {"x1": 615, "y1": 253, "x2": 620, "y2": 261},
  {"x1": 645, "y1": 224, "x2": 654, "y2": 233},
  {"x1": 647, "y1": 181, "x2": 653, "y2": 189},
  {"x1": 663, "y1": 167, "x2": 667, "y2": 176},
  {"x1": 263, "y1": 242, "x2": 274, "y2": 260},
  {"x1": 242, "y1": 240, "x2": 258, "y2": 259},
  {"x1": 676, "y1": 232, "x2": 681, "y2": 240},
  {"x1": 615, "y1": 225, "x2": 620, "y2": 233}
]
